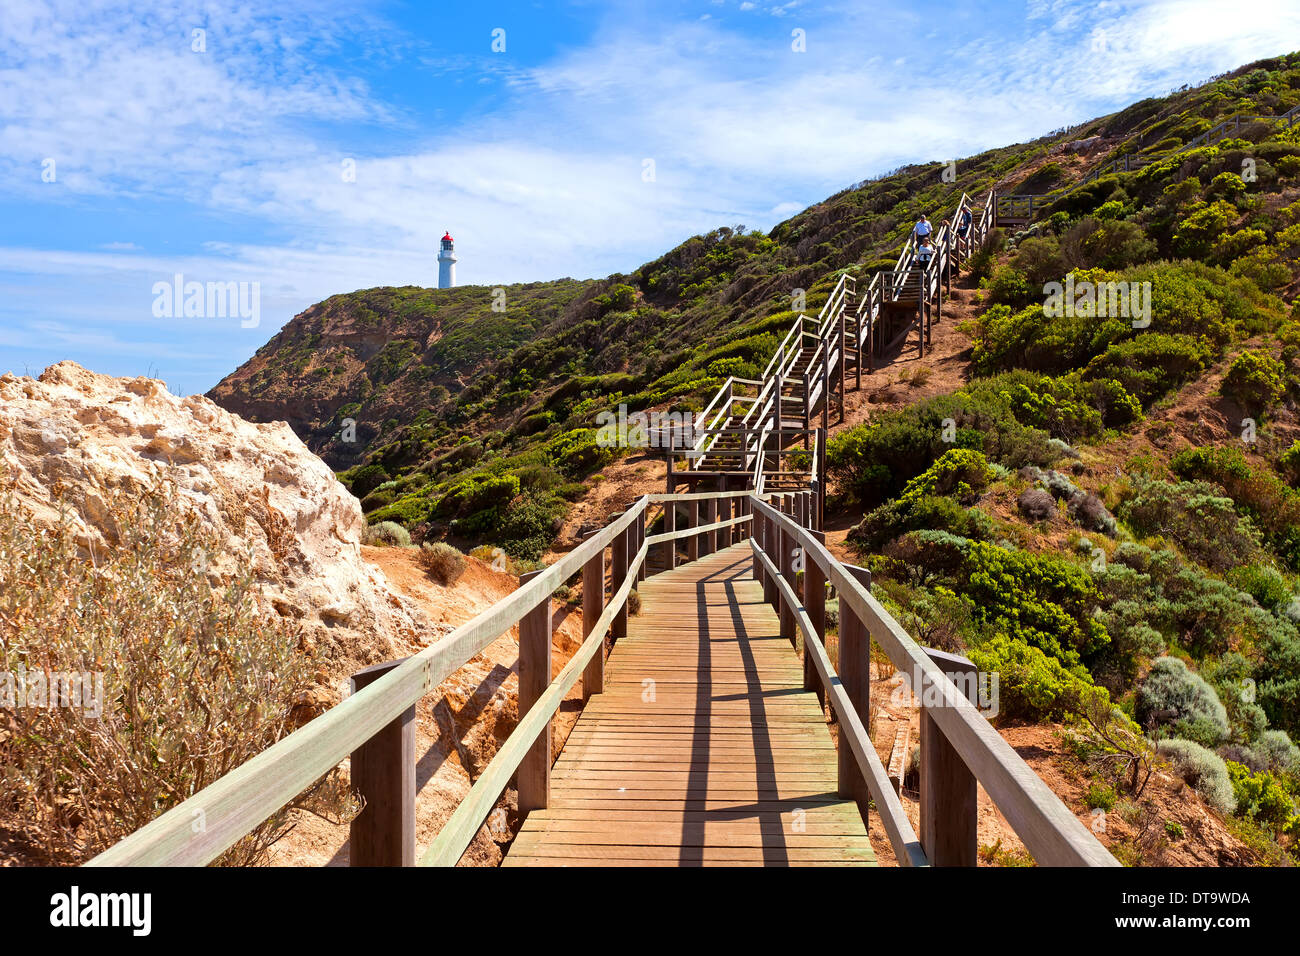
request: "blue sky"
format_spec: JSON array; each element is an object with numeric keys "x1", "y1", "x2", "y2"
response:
[{"x1": 2, "y1": 0, "x2": 1300, "y2": 395}]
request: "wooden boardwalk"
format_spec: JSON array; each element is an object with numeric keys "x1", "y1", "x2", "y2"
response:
[{"x1": 504, "y1": 543, "x2": 876, "y2": 867}]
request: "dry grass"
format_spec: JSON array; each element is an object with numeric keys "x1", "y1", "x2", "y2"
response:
[
  {"x1": 417, "y1": 541, "x2": 466, "y2": 585},
  {"x1": 0, "y1": 470, "x2": 353, "y2": 865}
]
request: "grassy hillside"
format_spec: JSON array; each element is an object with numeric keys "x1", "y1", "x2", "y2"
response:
[
  {"x1": 208, "y1": 51, "x2": 1300, "y2": 864},
  {"x1": 826, "y1": 53, "x2": 1300, "y2": 864},
  {"x1": 211, "y1": 131, "x2": 1036, "y2": 556}
]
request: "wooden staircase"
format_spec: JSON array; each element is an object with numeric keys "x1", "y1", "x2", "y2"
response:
[{"x1": 664, "y1": 190, "x2": 996, "y2": 516}]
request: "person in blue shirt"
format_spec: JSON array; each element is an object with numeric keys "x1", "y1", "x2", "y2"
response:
[
  {"x1": 957, "y1": 207, "x2": 973, "y2": 239},
  {"x1": 913, "y1": 215, "x2": 933, "y2": 243}
]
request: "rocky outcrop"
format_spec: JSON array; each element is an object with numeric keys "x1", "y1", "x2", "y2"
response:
[{"x1": 0, "y1": 361, "x2": 446, "y2": 708}]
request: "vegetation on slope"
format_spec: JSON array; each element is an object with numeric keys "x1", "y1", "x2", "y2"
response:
[
  {"x1": 211, "y1": 50, "x2": 1300, "y2": 863},
  {"x1": 826, "y1": 53, "x2": 1300, "y2": 862}
]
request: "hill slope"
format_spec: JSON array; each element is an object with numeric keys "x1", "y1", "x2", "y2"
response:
[{"x1": 207, "y1": 51, "x2": 1300, "y2": 867}]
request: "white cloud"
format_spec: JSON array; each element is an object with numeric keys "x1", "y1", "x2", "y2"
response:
[{"x1": 3, "y1": 0, "x2": 1300, "y2": 392}]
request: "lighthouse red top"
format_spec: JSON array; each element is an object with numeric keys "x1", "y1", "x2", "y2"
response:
[{"x1": 441, "y1": 231, "x2": 453, "y2": 242}]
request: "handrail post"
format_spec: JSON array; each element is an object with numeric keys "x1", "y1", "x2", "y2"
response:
[
  {"x1": 920, "y1": 649, "x2": 980, "y2": 866},
  {"x1": 838, "y1": 564, "x2": 873, "y2": 821},
  {"x1": 582, "y1": 545, "x2": 606, "y2": 698},
  {"x1": 804, "y1": 530, "x2": 827, "y2": 711},
  {"x1": 664, "y1": 500, "x2": 677, "y2": 570},
  {"x1": 815, "y1": 429, "x2": 826, "y2": 531},
  {"x1": 636, "y1": 509, "x2": 646, "y2": 582},
  {"x1": 802, "y1": 370, "x2": 811, "y2": 441},
  {"x1": 761, "y1": 506, "x2": 776, "y2": 606},
  {"x1": 517, "y1": 568, "x2": 551, "y2": 814},
  {"x1": 612, "y1": 515, "x2": 630, "y2": 643},
  {"x1": 736, "y1": 486, "x2": 748, "y2": 543},
  {"x1": 718, "y1": 487, "x2": 733, "y2": 547},
  {"x1": 349, "y1": 659, "x2": 416, "y2": 866},
  {"x1": 778, "y1": 499, "x2": 796, "y2": 643},
  {"x1": 821, "y1": 332, "x2": 830, "y2": 433},
  {"x1": 701, "y1": 492, "x2": 717, "y2": 557},
  {"x1": 686, "y1": 498, "x2": 699, "y2": 562}
]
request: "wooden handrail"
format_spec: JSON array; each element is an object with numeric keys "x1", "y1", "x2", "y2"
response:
[
  {"x1": 87, "y1": 497, "x2": 653, "y2": 866},
  {"x1": 420, "y1": 531, "x2": 653, "y2": 865},
  {"x1": 749, "y1": 496, "x2": 1120, "y2": 867},
  {"x1": 750, "y1": 539, "x2": 927, "y2": 867}
]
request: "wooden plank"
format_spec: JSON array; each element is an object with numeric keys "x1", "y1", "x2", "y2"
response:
[{"x1": 505, "y1": 542, "x2": 875, "y2": 868}]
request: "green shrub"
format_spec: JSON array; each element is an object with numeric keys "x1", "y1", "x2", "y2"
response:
[
  {"x1": 1136, "y1": 657, "x2": 1229, "y2": 743},
  {"x1": 494, "y1": 492, "x2": 565, "y2": 560},
  {"x1": 896, "y1": 448, "x2": 993, "y2": 501},
  {"x1": 437, "y1": 473, "x2": 521, "y2": 519},
  {"x1": 1117, "y1": 476, "x2": 1263, "y2": 570},
  {"x1": 889, "y1": 532, "x2": 1107, "y2": 667},
  {"x1": 1278, "y1": 440, "x2": 1300, "y2": 486},
  {"x1": 1221, "y1": 351, "x2": 1286, "y2": 414},
  {"x1": 1084, "y1": 781, "x2": 1118, "y2": 811},
  {"x1": 827, "y1": 387, "x2": 1051, "y2": 507},
  {"x1": 983, "y1": 264, "x2": 1035, "y2": 308},
  {"x1": 345, "y1": 463, "x2": 390, "y2": 499},
  {"x1": 1171, "y1": 445, "x2": 1300, "y2": 569},
  {"x1": 1065, "y1": 217, "x2": 1157, "y2": 269},
  {"x1": 850, "y1": 494, "x2": 993, "y2": 553},
  {"x1": 1156, "y1": 738, "x2": 1237, "y2": 814},
  {"x1": 1011, "y1": 236, "x2": 1068, "y2": 286},
  {"x1": 1226, "y1": 565, "x2": 1291, "y2": 611},
  {"x1": 1172, "y1": 200, "x2": 1238, "y2": 258},
  {"x1": 967, "y1": 634, "x2": 1097, "y2": 720},
  {"x1": 1225, "y1": 761, "x2": 1297, "y2": 835},
  {"x1": 418, "y1": 541, "x2": 466, "y2": 584},
  {"x1": 547, "y1": 428, "x2": 614, "y2": 477},
  {"x1": 1083, "y1": 334, "x2": 1213, "y2": 405},
  {"x1": 363, "y1": 521, "x2": 412, "y2": 547}
]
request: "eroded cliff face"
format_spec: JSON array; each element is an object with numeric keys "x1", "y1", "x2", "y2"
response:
[
  {"x1": 0, "y1": 361, "x2": 566, "y2": 865},
  {"x1": 0, "y1": 361, "x2": 444, "y2": 703}
]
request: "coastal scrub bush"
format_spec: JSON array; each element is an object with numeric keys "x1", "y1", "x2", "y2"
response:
[
  {"x1": 1156, "y1": 739, "x2": 1237, "y2": 814},
  {"x1": 1221, "y1": 351, "x2": 1286, "y2": 414},
  {"x1": 1117, "y1": 476, "x2": 1263, "y2": 570},
  {"x1": 363, "y1": 520, "x2": 412, "y2": 547},
  {"x1": 1171, "y1": 445, "x2": 1300, "y2": 569},
  {"x1": 418, "y1": 541, "x2": 466, "y2": 584},
  {"x1": 1225, "y1": 762, "x2": 1298, "y2": 835},
  {"x1": 889, "y1": 531, "x2": 1108, "y2": 667},
  {"x1": 0, "y1": 473, "x2": 351, "y2": 864},
  {"x1": 1135, "y1": 657, "x2": 1229, "y2": 744},
  {"x1": 967, "y1": 634, "x2": 1097, "y2": 721}
]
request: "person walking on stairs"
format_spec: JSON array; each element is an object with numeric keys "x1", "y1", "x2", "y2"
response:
[
  {"x1": 913, "y1": 214, "x2": 933, "y2": 244},
  {"x1": 957, "y1": 206, "x2": 972, "y2": 239},
  {"x1": 915, "y1": 236, "x2": 935, "y2": 269}
]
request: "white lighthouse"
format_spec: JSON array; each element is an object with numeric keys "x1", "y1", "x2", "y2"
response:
[{"x1": 437, "y1": 230, "x2": 457, "y2": 288}]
